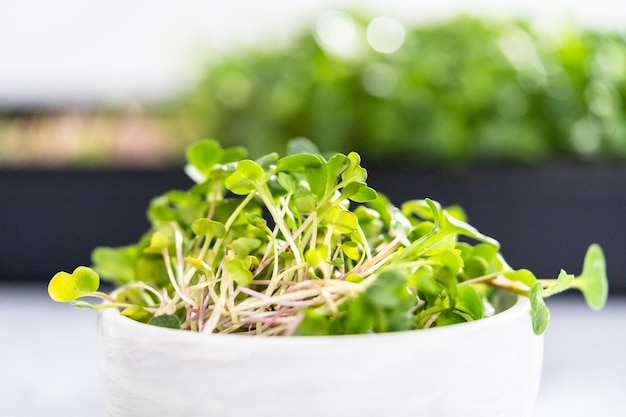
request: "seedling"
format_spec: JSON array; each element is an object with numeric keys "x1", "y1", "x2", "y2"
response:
[{"x1": 49, "y1": 139, "x2": 608, "y2": 335}]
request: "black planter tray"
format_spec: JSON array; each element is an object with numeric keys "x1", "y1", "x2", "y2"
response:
[{"x1": 2, "y1": 163, "x2": 624, "y2": 293}]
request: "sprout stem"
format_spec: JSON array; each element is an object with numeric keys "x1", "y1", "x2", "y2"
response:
[{"x1": 162, "y1": 248, "x2": 196, "y2": 307}]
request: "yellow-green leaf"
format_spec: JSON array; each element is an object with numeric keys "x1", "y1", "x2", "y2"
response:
[{"x1": 48, "y1": 266, "x2": 100, "y2": 303}]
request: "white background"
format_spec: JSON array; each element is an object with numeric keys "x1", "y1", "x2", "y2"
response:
[{"x1": 1, "y1": 0, "x2": 625, "y2": 108}]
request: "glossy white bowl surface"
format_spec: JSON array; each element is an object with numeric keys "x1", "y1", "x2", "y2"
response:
[{"x1": 98, "y1": 296, "x2": 543, "y2": 417}]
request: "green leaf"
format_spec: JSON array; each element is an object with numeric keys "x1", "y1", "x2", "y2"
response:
[
  {"x1": 147, "y1": 195, "x2": 177, "y2": 223},
  {"x1": 503, "y1": 269, "x2": 537, "y2": 287},
  {"x1": 362, "y1": 271, "x2": 416, "y2": 332},
  {"x1": 276, "y1": 153, "x2": 324, "y2": 172},
  {"x1": 185, "y1": 139, "x2": 224, "y2": 183},
  {"x1": 350, "y1": 186, "x2": 377, "y2": 203},
  {"x1": 184, "y1": 256, "x2": 214, "y2": 275},
  {"x1": 276, "y1": 172, "x2": 300, "y2": 193},
  {"x1": 435, "y1": 311, "x2": 467, "y2": 327},
  {"x1": 444, "y1": 205, "x2": 468, "y2": 222},
  {"x1": 293, "y1": 309, "x2": 330, "y2": 336},
  {"x1": 421, "y1": 199, "x2": 499, "y2": 249},
  {"x1": 277, "y1": 171, "x2": 319, "y2": 213},
  {"x1": 225, "y1": 159, "x2": 264, "y2": 195},
  {"x1": 339, "y1": 182, "x2": 377, "y2": 202},
  {"x1": 135, "y1": 256, "x2": 170, "y2": 287},
  {"x1": 72, "y1": 267, "x2": 99, "y2": 293},
  {"x1": 471, "y1": 243, "x2": 499, "y2": 263},
  {"x1": 354, "y1": 205, "x2": 384, "y2": 237},
  {"x1": 48, "y1": 266, "x2": 100, "y2": 302},
  {"x1": 305, "y1": 246, "x2": 329, "y2": 269},
  {"x1": 286, "y1": 137, "x2": 320, "y2": 155},
  {"x1": 462, "y1": 256, "x2": 489, "y2": 279},
  {"x1": 489, "y1": 289, "x2": 519, "y2": 313},
  {"x1": 191, "y1": 218, "x2": 226, "y2": 238},
  {"x1": 220, "y1": 146, "x2": 248, "y2": 164},
  {"x1": 431, "y1": 248, "x2": 464, "y2": 270},
  {"x1": 543, "y1": 269, "x2": 575, "y2": 298},
  {"x1": 367, "y1": 193, "x2": 394, "y2": 229},
  {"x1": 389, "y1": 207, "x2": 412, "y2": 245},
  {"x1": 431, "y1": 199, "x2": 499, "y2": 249},
  {"x1": 325, "y1": 206, "x2": 359, "y2": 234},
  {"x1": 572, "y1": 244, "x2": 608, "y2": 310},
  {"x1": 144, "y1": 231, "x2": 170, "y2": 254},
  {"x1": 294, "y1": 195, "x2": 317, "y2": 214},
  {"x1": 343, "y1": 296, "x2": 375, "y2": 334},
  {"x1": 225, "y1": 258, "x2": 253, "y2": 286},
  {"x1": 415, "y1": 270, "x2": 442, "y2": 306},
  {"x1": 330, "y1": 258, "x2": 344, "y2": 268},
  {"x1": 433, "y1": 263, "x2": 458, "y2": 300},
  {"x1": 345, "y1": 273, "x2": 364, "y2": 283},
  {"x1": 246, "y1": 213, "x2": 267, "y2": 229},
  {"x1": 407, "y1": 265, "x2": 433, "y2": 287},
  {"x1": 167, "y1": 190, "x2": 209, "y2": 225},
  {"x1": 365, "y1": 283, "x2": 400, "y2": 310},
  {"x1": 341, "y1": 152, "x2": 367, "y2": 183},
  {"x1": 342, "y1": 241, "x2": 360, "y2": 261},
  {"x1": 304, "y1": 165, "x2": 328, "y2": 199},
  {"x1": 454, "y1": 285, "x2": 484, "y2": 321},
  {"x1": 530, "y1": 282, "x2": 550, "y2": 335},
  {"x1": 121, "y1": 306, "x2": 152, "y2": 323},
  {"x1": 326, "y1": 153, "x2": 350, "y2": 179},
  {"x1": 148, "y1": 314, "x2": 181, "y2": 329},
  {"x1": 401, "y1": 199, "x2": 435, "y2": 220},
  {"x1": 255, "y1": 152, "x2": 279, "y2": 169},
  {"x1": 364, "y1": 271, "x2": 410, "y2": 309},
  {"x1": 231, "y1": 237, "x2": 262, "y2": 257},
  {"x1": 91, "y1": 245, "x2": 138, "y2": 285}
]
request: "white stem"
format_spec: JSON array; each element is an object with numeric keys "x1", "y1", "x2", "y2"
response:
[
  {"x1": 162, "y1": 249, "x2": 196, "y2": 307},
  {"x1": 173, "y1": 225, "x2": 186, "y2": 286}
]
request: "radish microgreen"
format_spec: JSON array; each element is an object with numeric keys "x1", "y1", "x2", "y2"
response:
[{"x1": 49, "y1": 139, "x2": 608, "y2": 335}]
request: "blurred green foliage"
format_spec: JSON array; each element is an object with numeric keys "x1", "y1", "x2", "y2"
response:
[{"x1": 164, "y1": 13, "x2": 626, "y2": 169}]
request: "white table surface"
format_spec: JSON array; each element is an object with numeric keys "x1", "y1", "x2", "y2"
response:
[{"x1": 1, "y1": 284, "x2": 624, "y2": 416}]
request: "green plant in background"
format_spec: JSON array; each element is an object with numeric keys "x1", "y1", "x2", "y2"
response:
[
  {"x1": 49, "y1": 139, "x2": 608, "y2": 335},
  {"x1": 163, "y1": 12, "x2": 626, "y2": 168}
]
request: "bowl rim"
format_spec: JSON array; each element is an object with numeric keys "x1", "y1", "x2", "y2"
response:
[{"x1": 98, "y1": 294, "x2": 533, "y2": 344}]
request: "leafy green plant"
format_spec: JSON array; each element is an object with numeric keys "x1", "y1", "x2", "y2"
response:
[
  {"x1": 48, "y1": 139, "x2": 608, "y2": 335},
  {"x1": 163, "y1": 13, "x2": 626, "y2": 168}
]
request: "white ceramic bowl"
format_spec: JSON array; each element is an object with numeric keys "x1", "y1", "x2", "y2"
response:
[{"x1": 98, "y1": 296, "x2": 543, "y2": 417}]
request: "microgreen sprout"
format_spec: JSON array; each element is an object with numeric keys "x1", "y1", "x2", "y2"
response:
[{"x1": 49, "y1": 139, "x2": 608, "y2": 335}]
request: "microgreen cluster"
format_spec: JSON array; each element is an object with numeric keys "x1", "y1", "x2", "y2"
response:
[
  {"x1": 169, "y1": 14, "x2": 626, "y2": 168},
  {"x1": 48, "y1": 139, "x2": 608, "y2": 336}
]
